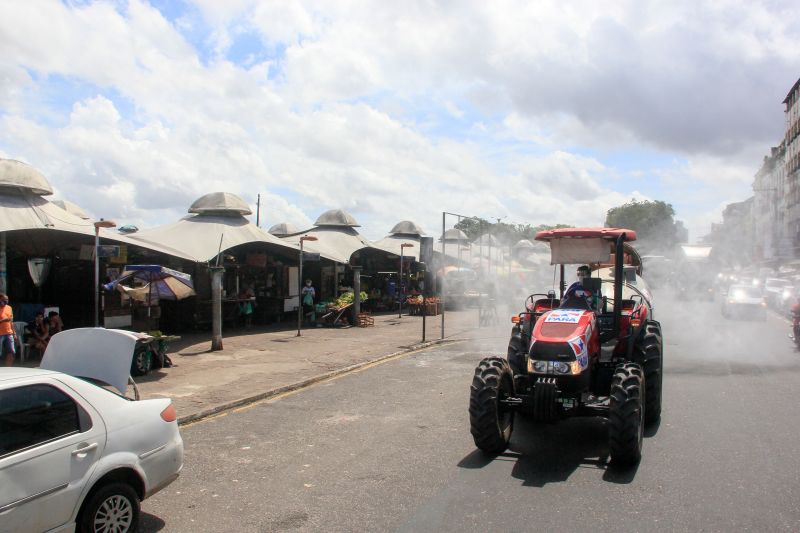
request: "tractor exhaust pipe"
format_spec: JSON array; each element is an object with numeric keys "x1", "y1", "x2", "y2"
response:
[{"x1": 613, "y1": 233, "x2": 626, "y2": 334}]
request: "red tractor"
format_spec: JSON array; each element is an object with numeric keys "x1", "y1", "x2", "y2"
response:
[{"x1": 469, "y1": 228, "x2": 663, "y2": 464}]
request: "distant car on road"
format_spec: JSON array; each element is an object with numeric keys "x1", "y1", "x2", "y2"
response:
[
  {"x1": 0, "y1": 328, "x2": 184, "y2": 533},
  {"x1": 721, "y1": 284, "x2": 767, "y2": 321},
  {"x1": 763, "y1": 278, "x2": 794, "y2": 308}
]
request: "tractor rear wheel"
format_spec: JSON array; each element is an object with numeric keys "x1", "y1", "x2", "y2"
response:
[
  {"x1": 469, "y1": 356, "x2": 515, "y2": 454},
  {"x1": 635, "y1": 323, "x2": 663, "y2": 425},
  {"x1": 608, "y1": 363, "x2": 645, "y2": 465}
]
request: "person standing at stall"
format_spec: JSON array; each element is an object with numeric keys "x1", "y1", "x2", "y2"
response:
[
  {"x1": 302, "y1": 279, "x2": 316, "y2": 324},
  {"x1": 0, "y1": 294, "x2": 15, "y2": 366}
]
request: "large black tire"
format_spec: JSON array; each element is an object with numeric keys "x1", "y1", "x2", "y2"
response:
[
  {"x1": 469, "y1": 356, "x2": 515, "y2": 454},
  {"x1": 634, "y1": 323, "x2": 663, "y2": 425},
  {"x1": 608, "y1": 363, "x2": 645, "y2": 465},
  {"x1": 78, "y1": 482, "x2": 140, "y2": 533},
  {"x1": 506, "y1": 327, "x2": 525, "y2": 376}
]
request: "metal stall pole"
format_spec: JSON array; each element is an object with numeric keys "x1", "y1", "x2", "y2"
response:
[
  {"x1": 297, "y1": 240, "x2": 304, "y2": 337},
  {"x1": 421, "y1": 263, "x2": 427, "y2": 343},
  {"x1": 0, "y1": 232, "x2": 6, "y2": 295},
  {"x1": 353, "y1": 266, "x2": 362, "y2": 318},
  {"x1": 441, "y1": 211, "x2": 446, "y2": 340},
  {"x1": 398, "y1": 245, "x2": 404, "y2": 318}
]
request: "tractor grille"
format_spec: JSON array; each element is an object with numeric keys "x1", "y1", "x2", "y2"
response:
[
  {"x1": 530, "y1": 341, "x2": 575, "y2": 361},
  {"x1": 540, "y1": 322, "x2": 580, "y2": 338}
]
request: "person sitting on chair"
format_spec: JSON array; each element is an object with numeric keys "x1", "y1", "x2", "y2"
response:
[
  {"x1": 27, "y1": 311, "x2": 50, "y2": 356},
  {"x1": 47, "y1": 311, "x2": 64, "y2": 335},
  {"x1": 561, "y1": 265, "x2": 595, "y2": 309}
]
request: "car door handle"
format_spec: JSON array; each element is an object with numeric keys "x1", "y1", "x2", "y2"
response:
[{"x1": 71, "y1": 442, "x2": 99, "y2": 456}]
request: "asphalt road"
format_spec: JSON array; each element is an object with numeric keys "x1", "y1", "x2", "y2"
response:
[{"x1": 141, "y1": 293, "x2": 800, "y2": 532}]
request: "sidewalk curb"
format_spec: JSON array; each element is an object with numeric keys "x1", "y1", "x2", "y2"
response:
[{"x1": 177, "y1": 337, "x2": 459, "y2": 426}]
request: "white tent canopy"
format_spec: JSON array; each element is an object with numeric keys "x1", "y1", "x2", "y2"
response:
[
  {"x1": 372, "y1": 220, "x2": 426, "y2": 257},
  {"x1": 281, "y1": 209, "x2": 373, "y2": 264},
  {"x1": 129, "y1": 192, "x2": 298, "y2": 263}
]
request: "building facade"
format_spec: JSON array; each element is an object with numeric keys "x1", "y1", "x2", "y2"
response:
[
  {"x1": 753, "y1": 143, "x2": 786, "y2": 261},
  {"x1": 783, "y1": 78, "x2": 800, "y2": 258}
]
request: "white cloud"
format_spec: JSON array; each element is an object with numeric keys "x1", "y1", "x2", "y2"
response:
[{"x1": 0, "y1": 0, "x2": 796, "y2": 245}]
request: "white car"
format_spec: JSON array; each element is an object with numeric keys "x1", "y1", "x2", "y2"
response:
[
  {"x1": 721, "y1": 284, "x2": 767, "y2": 321},
  {"x1": 0, "y1": 328, "x2": 183, "y2": 533}
]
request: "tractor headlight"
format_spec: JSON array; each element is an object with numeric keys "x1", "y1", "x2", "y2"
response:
[
  {"x1": 528, "y1": 359, "x2": 583, "y2": 375},
  {"x1": 553, "y1": 361, "x2": 570, "y2": 374}
]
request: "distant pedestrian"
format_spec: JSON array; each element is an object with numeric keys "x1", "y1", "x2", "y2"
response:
[
  {"x1": 0, "y1": 294, "x2": 15, "y2": 366},
  {"x1": 302, "y1": 279, "x2": 316, "y2": 323}
]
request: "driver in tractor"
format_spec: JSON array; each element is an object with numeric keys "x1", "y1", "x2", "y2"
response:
[{"x1": 560, "y1": 265, "x2": 600, "y2": 310}]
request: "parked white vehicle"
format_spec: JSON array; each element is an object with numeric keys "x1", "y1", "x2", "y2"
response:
[{"x1": 0, "y1": 328, "x2": 183, "y2": 533}]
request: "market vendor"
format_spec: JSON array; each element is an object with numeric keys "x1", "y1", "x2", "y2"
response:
[{"x1": 302, "y1": 279, "x2": 316, "y2": 323}]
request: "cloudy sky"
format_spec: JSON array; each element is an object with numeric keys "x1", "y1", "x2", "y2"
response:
[{"x1": 1, "y1": 0, "x2": 798, "y2": 242}]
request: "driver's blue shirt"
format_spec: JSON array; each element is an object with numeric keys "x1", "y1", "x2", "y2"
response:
[{"x1": 562, "y1": 281, "x2": 593, "y2": 306}]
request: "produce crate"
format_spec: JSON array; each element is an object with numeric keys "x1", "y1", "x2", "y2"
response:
[
  {"x1": 357, "y1": 312, "x2": 374, "y2": 327},
  {"x1": 424, "y1": 303, "x2": 441, "y2": 316}
]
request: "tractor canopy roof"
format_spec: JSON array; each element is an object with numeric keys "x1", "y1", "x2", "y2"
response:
[
  {"x1": 534, "y1": 227, "x2": 638, "y2": 266},
  {"x1": 534, "y1": 227, "x2": 637, "y2": 242}
]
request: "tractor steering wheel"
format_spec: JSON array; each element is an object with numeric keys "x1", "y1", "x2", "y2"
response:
[{"x1": 523, "y1": 293, "x2": 557, "y2": 311}]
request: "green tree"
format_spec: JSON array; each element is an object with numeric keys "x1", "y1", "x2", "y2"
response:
[
  {"x1": 605, "y1": 199, "x2": 678, "y2": 252},
  {"x1": 453, "y1": 218, "x2": 572, "y2": 243}
]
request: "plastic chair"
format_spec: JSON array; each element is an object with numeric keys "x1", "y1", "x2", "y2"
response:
[{"x1": 12, "y1": 321, "x2": 29, "y2": 363}]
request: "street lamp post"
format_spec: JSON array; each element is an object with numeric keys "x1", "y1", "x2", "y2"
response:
[
  {"x1": 399, "y1": 243, "x2": 414, "y2": 318},
  {"x1": 297, "y1": 236, "x2": 318, "y2": 337},
  {"x1": 93, "y1": 219, "x2": 116, "y2": 327}
]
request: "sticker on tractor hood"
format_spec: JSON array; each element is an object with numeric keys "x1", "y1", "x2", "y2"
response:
[
  {"x1": 544, "y1": 310, "x2": 584, "y2": 323},
  {"x1": 569, "y1": 336, "x2": 586, "y2": 356},
  {"x1": 569, "y1": 336, "x2": 589, "y2": 369}
]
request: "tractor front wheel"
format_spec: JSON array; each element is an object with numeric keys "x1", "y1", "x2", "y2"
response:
[
  {"x1": 469, "y1": 356, "x2": 515, "y2": 454},
  {"x1": 635, "y1": 323, "x2": 663, "y2": 425},
  {"x1": 608, "y1": 363, "x2": 645, "y2": 466}
]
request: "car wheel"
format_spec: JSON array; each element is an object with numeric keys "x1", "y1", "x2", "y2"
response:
[{"x1": 78, "y1": 482, "x2": 140, "y2": 533}]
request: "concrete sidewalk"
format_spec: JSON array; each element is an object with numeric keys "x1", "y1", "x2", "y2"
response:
[{"x1": 133, "y1": 308, "x2": 508, "y2": 424}]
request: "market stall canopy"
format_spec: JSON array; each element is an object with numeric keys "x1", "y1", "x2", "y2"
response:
[
  {"x1": 314, "y1": 209, "x2": 360, "y2": 227},
  {"x1": 0, "y1": 159, "x2": 96, "y2": 255},
  {"x1": 268, "y1": 222, "x2": 300, "y2": 236},
  {"x1": 128, "y1": 191, "x2": 299, "y2": 263},
  {"x1": 372, "y1": 220, "x2": 426, "y2": 256},
  {"x1": 441, "y1": 228, "x2": 469, "y2": 242},
  {"x1": 52, "y1": 199, "x2": 90, "y2": 220},
  {"x1": 0, "y1": 158, "x2": 195, "y2": 259},
  {"x1": 389, "y1": 220, "x2": 425, "y2": 236},
  {"x1": 281, "y1": 209, "x2": 372, "y2": 264},
  {"x1": 0, "y1": 158, "x2": 53, "y2": 195}
]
